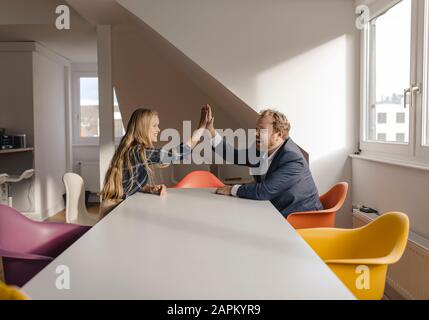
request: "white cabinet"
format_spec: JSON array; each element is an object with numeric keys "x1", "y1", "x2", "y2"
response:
[{"x1": 0, "y1": 42, "x2": 69, "y2": 219}]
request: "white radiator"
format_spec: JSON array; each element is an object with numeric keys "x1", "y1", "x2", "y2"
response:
[
  {"x1": 353, "y1": 209, "x2": 429, "y2": 300},
  {"x1": 76, "y1": 161, "x2": 100, "y2": 193}
]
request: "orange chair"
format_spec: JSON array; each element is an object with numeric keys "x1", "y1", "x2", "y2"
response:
[
  {"x1": 287, "y1": 182, "x2": 348, "y2": 229},
  {"x1": 173, "y1": 171, "x2": 225, "y2": 188}
]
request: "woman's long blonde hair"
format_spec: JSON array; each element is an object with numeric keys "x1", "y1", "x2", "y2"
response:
[{"x1": 100, "y1": 108, "x2": 158, "y2": 200}]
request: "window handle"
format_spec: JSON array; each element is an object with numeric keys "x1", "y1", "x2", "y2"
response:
[
  {"x1": 404, "y1": 83, "x2": 421, "y2": 108},
  {"x1": 411, "y1": 83, "x2": 421, "y2": 94},
  {"x1": 410, "y1": 84, "x2": 421, "y2": 109},
  {"x1": 404, "y1": 87, "x2": 411, "y2": 108}
]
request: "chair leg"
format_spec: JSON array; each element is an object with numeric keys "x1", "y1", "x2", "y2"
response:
[
  {"x1": 7, "y1": 183, "x2": 12, "y2": 207},
  {"x1": 0, "y1": 184, "x2": 5, "y2": 205}
]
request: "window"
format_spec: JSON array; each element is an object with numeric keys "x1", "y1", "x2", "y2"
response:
[
  {"x1": 367, "y1": 0, "x2": 411, "y2": 144},
  {"x1": 73, "y1": 70, "x2": 125, "y2": 145},
  {"x1": 79, "y1": 77, "x2": 124, "y2": 139},
  {"x1": 396, "y1": 133, "x2": 405, "y2": 142},
  {"x1": 424, "y1": 1, "x2": 429, "y2": 147},
  {"x1": 396, "y1": 112, "x2": 405, "y2": 123},
  {"x1": 361, "y1": 0, "x2": 429, "y2": 161},
  {"x1": 377, "y1": 112, "x2": 387, "y2": 124},
  {"x1": 80, "y1": 77, "x2": 100, "y2": 138},
  {"x1": 377, "y1": 133, "x2": 387, "y2": 141}
]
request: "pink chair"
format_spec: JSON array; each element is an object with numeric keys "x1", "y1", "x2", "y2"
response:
[{"x1": 0, "y1": 204, "x2": 90, "y2": 287}]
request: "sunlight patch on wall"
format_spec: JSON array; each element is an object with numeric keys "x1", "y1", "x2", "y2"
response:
[{"x1": 255, "y1": 35, "x2": 348, "y2": 162}]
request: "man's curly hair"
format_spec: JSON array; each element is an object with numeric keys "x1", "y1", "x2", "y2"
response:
[{"x1": 259, "y1": 109, "x2": 291, "y2": 139}]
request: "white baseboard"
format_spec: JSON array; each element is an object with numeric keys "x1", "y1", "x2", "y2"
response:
[
  {"x1": 24, "y1": 200, "x2": 64, "y2": 221},
  {"x1": 43, "y1": 201, "x2": 65, "y2": 219},
  {"x1": 21, "y1": 211, "x2": 43, "y2": 221}
]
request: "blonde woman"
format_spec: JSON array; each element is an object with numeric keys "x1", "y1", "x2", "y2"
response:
[{"x1": 99, "y1": 106, "x2": 211, "y2": 217}]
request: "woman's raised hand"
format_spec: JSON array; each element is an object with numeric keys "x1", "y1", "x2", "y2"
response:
[
  {"x1": 198, "y1": 104, "x2": 210, "y2": 129},
  {"x1": 206, "y1": 105, "x2": 215, "y2": 138},
  {"x1": 197, "y1": 104, "x2": 215, "y2": 137},
  {"x1": 188, "y1": 104, "x2": 215, "y2": 148},
  {"x1": 199, "y1": 104, "x2": 214, "y2": 127}
]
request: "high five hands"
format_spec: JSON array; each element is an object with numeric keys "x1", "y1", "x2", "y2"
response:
[
  {"x1": 198, "y1": 104, "x2": 216, "y2": 138},
  {"x1": 142, "y1": 104, "x2": 229, "y2": 198},
  {"x1": 199, "y1": 105, "x2": 233, "y2": 196}
]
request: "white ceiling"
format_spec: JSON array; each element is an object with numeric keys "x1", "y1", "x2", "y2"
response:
[
  {"x1": 0, "y1": 0, "x2": 97, "y2": 62},
  {"x1": 0, "y1": 25, "x2": 97, "y2": 62}
]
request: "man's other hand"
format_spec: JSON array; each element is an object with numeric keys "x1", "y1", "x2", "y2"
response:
[{"x1": 215, "y1": 185, "x2": 232, "y2": 196}]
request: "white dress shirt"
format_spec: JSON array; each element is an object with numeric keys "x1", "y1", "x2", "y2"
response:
[{"x1": 211, "y1": 132, "x2": 282, "y2": 197}]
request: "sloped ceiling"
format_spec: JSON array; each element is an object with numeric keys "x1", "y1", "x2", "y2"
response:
[
  {"x1": 111, "y1": 21, "x2": 241, "y2": 134},
  {"x1": 66, "y1": 0, "x2": 258, "y2": 130}
]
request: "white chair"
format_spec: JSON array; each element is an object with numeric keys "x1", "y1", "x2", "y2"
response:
[
  {"x1": 0, "y1": 173, "x2": 9, "y2": 206},
  {"x1": 63, "y1": 172, "x2": 99, "y2": 226},
  {"x1": 0, "y1": 169, "x2": 34, "y2": 207}
]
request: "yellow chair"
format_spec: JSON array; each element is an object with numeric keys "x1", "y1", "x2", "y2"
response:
[
  {"x1": 0, "y1": 280, "x2": 28, "y2": 300},
  {"x1": 298, "y1": 212, "x2": 409, "y2": 300}
]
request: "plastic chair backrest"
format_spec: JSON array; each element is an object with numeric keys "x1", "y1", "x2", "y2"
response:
[
  {"x1": 349, "y1": 211, "x2": 409, "y2": 262},
  {"x1": 63, "y1": 172, "x2": 87, "y2": 223},
  {"x1": 286, "y1": 182, "x2": 349, "y2": 229},
  {"x1": 174, "y1": 171, "x2": 225, "y2": 188},
  {"x1": 320, "y1": 182, "x2": 348, "y2": 211}
]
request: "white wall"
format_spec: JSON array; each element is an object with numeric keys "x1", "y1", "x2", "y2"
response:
[
  {"x1": 32, "y1": 50, "x2": 68, "y2": 218},
  {"x1": 0, "y1": 43, "x2": 68, "y2": 218},
  {"x1": 0, "y1": 50, "x2": 35, "y2": 211},
  {"x1": 352, "y1": 158, "x2": 429, "y2": 239},
  {"x1": 115, "y1": 0, "x2": 361, "y2": 226},
  {"x1": 0, "y1": 51, "x2": 34, "y2": 145}
]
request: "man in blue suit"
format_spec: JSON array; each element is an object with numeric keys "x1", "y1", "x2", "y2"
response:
[{"x1": 205, "y1": 105, "x2": 323, "y2": 217}]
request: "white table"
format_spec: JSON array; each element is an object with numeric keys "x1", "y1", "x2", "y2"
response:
[{"x1": 23, "y1": 188, "x2": 354, "y2": 299}]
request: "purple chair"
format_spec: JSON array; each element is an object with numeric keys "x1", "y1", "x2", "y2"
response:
[{"x1": 0, "y1": 204, "x2": 90, "y2": 287}]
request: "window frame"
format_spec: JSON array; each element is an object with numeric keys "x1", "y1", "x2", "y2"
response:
[
  {"x1": 71, "y1": 65, "x2": 124, "y2": 146},
  {"x1": 72, "y1": 69, "x2": 99, "y2": 146},
  {"x1": 359, "y1": 0, "x2": 429, "y2": 163},
  {"x1": 416, "y1": 0, "x2": 429, "y2": 160}
]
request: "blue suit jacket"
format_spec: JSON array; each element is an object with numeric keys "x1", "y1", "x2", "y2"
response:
[{"x1": 214, "y1": 137, "x2": 323, "y2": 217}]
